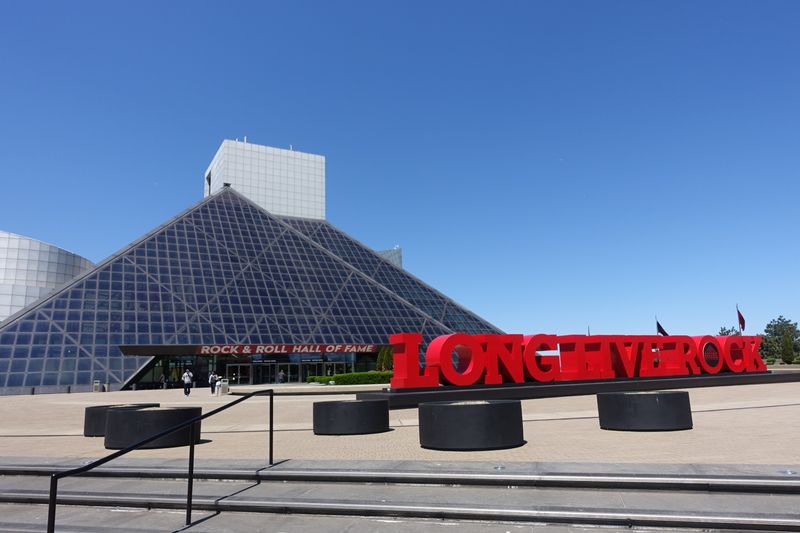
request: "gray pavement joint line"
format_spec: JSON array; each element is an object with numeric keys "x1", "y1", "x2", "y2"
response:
[
  {"x1": 0, "y1": 434, "x2": 83, "y2": 438},
  {"x1": 0, "y1": 426, "x2": 315, "y2": 437},
  {"x1": 0, "y1": 522, "x2": 162, "y2": 533},
  {"x1": 1, "y1": 467, "x2": 799, "y2": 493},
  {"x1": 3, "y1": 400, "x2": 799, "y2": 439},
  {"x1": 512, "y1": 400, "x2": 800, "y2": 424},
  {"x1": 0, "y1": 492, "x2": 799, "y2": 531}
]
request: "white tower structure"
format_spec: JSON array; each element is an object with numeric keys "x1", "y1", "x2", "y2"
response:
[{"x1": 204, "y1": 139, "x2": 325, "y2": 220}]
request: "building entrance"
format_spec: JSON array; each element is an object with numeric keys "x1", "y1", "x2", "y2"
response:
[
  {"x1": 252, "y1": 363, "x2": 274, "y2": 384},
  {"x1": 124, "y1": 350, "x2": 372, "y2": 390},
  {"x1": 249, "y1": 362, "x2": 353, "y2": 383},
  {"x1": 226, "y1": 364, "x2": 251, "y2": 385},
  {"x1": 324, "y1": 362, "x2": 351, "y2": 377},
  {"x1": 253, "y1": 363, "x2": 302, "y2": 383}
]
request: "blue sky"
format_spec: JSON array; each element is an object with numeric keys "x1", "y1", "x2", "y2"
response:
[{"x1": 0, "y1": 1, "x2": 798, "y2": 336}]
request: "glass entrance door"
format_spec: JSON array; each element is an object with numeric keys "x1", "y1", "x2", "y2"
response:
[
  {"x1": 302, "y1": 362, "x2": 323, "y2": 383},
  {"x1": 323, "y1": 362, "x2": 352, "y2": 377},
  {"x1": 275, "y1": 363, "x2": 300, "y2": 383},
  {"x1": 249, "y1": 362, "x2": 312, "y2": 384},
  {"x1": 252, "y1": 363, "x2": 275, "y2": 385},
  {"x1": 226, "y1": 364, "x2": 251, "y2": 385}
]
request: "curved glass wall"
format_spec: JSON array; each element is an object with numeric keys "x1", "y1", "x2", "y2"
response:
[{"x1": 0, "y1": 231, "x2": 94, "y2": 322}]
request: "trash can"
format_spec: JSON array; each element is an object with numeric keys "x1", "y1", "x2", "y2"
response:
[
  {"x1": 217, "y1": 379, "x2": 229, "y2": 395},
  {"x1": 92, "y1": 380, "x2": 101, "y2": 393}
]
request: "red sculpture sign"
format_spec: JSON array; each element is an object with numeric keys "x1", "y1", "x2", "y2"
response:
[{"x1": 389, "y1": 333, "x2": 766, "y2": 389}]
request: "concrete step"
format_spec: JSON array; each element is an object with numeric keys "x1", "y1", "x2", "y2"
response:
[
  {"x1": 2, "y1": 463, "x2": 799, "y2": 493},
  {"x1": 1, "y1": 475, "x2": 799, "y2": 531},
  {"x1": 0, "y1": 502, "x2": 723, "y2": 533}
]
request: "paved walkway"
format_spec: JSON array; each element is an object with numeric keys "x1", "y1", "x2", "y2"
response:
[{"x1": 0, "y1": 381, "x2": 798, "y2": 464}]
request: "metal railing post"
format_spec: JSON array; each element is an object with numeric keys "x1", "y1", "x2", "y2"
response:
[
  {"x1": 186, "y1": 423, "x2": 196, "y2": 525},
  {"x1": 47, "y1": 475, "x2": 58, "y2": 533},
  {"x1": 269, "y1": 390, "x2": 274, "y2": 465},
  {"x1": 44, "y1": 389, "x2": 274, "y2": 531}
]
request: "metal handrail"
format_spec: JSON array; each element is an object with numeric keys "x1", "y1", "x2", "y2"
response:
[{"x1": 47, "y1": 389, "x2": 274, "y2": 533}]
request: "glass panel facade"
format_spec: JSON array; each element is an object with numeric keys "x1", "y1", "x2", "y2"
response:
[
  {"x1": 0, "y1": 188, "x2": 501, "y2": 395},
  {"x1": 281, "y1": 218, "x2": 501, "y2": 335}
]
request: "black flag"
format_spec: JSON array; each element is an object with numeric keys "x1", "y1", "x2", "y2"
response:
[{"x1": 656, "y1": 320, "x2": 669, "y2": 336}]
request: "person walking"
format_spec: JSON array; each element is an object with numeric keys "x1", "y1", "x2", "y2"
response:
[
  {"x1": 277, "y1": 369, "x2": 286, "y2": 384},
  {"x1": 209, "y1": 371, "x2": 218, "y2": 395},
  {"x1": 182, "y1": 368, "x2": 193, "y2": 396}
]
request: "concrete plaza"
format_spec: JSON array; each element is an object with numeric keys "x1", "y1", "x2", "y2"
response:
[{"x1": 0, "y1": 381, "x2": 798, "y2": 465}]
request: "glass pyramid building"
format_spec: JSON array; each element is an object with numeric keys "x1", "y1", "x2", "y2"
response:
[{"x1": 0, "y1": 187, "x2": 501, "y2": 394}]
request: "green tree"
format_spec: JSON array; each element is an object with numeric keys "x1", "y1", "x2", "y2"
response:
[
  {"x1": 760, "y1": 316, "x2": 799, "y2": 362},
  {"x1": 718, "y1": 326, "x2": 740, "y2": 336},
  {"x1": 376, "y1": 345, "x2": 394, "y2": 371},
  {"x1": 761, "y1": 336, "x2": 779, "y2": 362},
  {"x1": 780, "y1": 332, "x2": 796, "y2": 365}
]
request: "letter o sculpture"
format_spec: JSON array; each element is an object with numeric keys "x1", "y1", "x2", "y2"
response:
[
  {"x1": 597, "y1": 391, "x2": 693, "y2": 431},
  {"x1": 104, "y1": 407, "x2": 202, "y2": 449},
  {"x1": 313, "y1": 399, "x2": 390, "y2": 435},
  {"x1": 419, "y1": 400, "x2": 525, "y2": 451},
  {"x1": 83, "y1": 403, "x2": 160, "y2": 437}
]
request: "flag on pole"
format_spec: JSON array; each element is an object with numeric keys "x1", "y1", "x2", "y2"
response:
[
  {"x1": 737, "y1": 305, "x2": 746, "y2": 332},
  {"x1": 656, "y1": 320, "x2": 669, "y2": 336}
]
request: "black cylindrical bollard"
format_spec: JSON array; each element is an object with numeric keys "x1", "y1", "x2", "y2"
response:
[
  {"x1": 313, "y1": 399, "x2": 390, "y2": 435},
  {"x1": 104, "y1": 407, "x2": 202, "y2": 449},
  {"x1": 83, "y1": 403, "x2": 161, "y2": 437},
  {"x1": 597, "y1": 391, "x2": 693, "y2": 431},
  {"x1": 419, "y1": 400, "x2": 525, "y2": 451}
]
